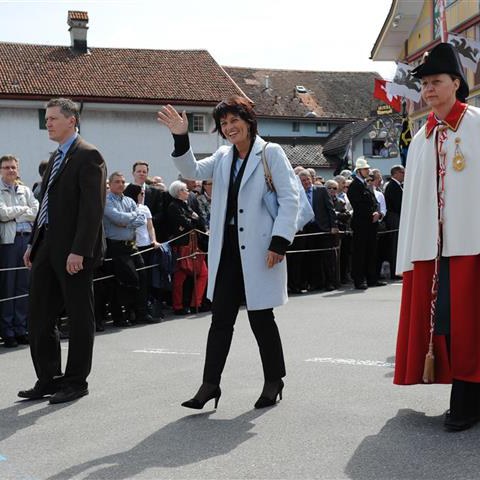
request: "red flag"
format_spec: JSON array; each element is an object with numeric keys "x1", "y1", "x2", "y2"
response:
[{"x1": 374, "y1": 78, "x2": 401, "y2": 112}]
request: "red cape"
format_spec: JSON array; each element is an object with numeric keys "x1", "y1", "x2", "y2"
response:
[{"x1": 394, "y1": 256, "x2": 480, "y2": 385}]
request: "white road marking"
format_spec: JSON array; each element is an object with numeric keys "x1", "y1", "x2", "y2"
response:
[
  {"x1": 305, "y1": 357, "x2": 395, "y2": 368},
  {"x1": 133, "y1": 348, "x2": 200, "y2": 355}
]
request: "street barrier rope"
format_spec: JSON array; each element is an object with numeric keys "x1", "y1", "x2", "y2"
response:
[{"x1": 0, "y1": 227, "x2": 399, "y2": 303}]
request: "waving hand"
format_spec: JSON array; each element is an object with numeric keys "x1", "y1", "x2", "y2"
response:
[{"x1": 157, "y1": 105, "x2": 189, "y2": 135}]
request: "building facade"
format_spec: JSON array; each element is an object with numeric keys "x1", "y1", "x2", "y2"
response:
[{"x1": 371, "y1": 0, "x2": 480, "y2": 130}]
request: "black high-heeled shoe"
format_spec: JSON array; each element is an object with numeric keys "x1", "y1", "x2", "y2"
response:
[
  {"x1": 254, "y1": 379, "x2": 284, "y2": 409},
  {"x1": 181, "y1": 385, "x2": 221, "y2": 410}
]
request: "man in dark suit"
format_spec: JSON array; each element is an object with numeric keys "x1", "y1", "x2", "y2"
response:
[
  {"x1": 19, "y1": 97, "x2": 106, "y2": 404},
  {"x1": 347, "y1": 157, "x2": 385, "y2": 290},
  {"x1": 384, "y1": 165, "x2": 404, "y2": 280},
  {"x1": 132, "y1": 161, "x2": 167, "y2": 241},
  {"x1": 299, "y1": 170, "x2": 338, "y2": 291}
]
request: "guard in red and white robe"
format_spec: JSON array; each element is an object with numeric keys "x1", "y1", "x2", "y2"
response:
[{"x1": 393, "y1": 43, "x2": 480, "y2": 431}]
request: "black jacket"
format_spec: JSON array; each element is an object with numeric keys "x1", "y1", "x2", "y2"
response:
[
  {"x1": 167, "y1": 198, "x2": 205, "y2": 246},
  {"x1": 311, "y1": 186, "x2": 338, "y2": 232},
  {"x1": 347, "y1": 176, "x2": 377, "y2": 230}
]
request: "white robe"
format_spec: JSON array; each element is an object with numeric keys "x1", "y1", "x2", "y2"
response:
[{"x1": 397, "y1": 105, "x2": 480, "y2": 274}]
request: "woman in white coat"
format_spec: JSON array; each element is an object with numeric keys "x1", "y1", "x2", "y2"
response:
[{"x1": 158, "y1": 96, "x2": 299, "y2": 409}]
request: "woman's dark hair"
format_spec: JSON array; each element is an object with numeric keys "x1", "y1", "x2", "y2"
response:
[
  {"x1": 124, "y1": 183, "x2": 142, "y2": 202},
  {"x1": 212, "y1": 96, "x2": 257, "y2": 139}
]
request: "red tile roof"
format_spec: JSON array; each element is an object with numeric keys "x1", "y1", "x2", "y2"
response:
[
  {"x1": 225, "y1": 66, "x2": 382, "y2": 120},
  {"x1": 0, "y1": 43, "x2": 245, "y2": 104}
]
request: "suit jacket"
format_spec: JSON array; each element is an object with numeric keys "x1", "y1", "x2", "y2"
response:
[
  {"x1": 143, "y1": 185, "x2": 165, "y2": 239},
  {"x1": 310, "y1": 186, "x2": 337, "y2": 232},
  {"x1": 29, "y1": 135, "x2": 107, "y2": 268},
  {"x1": 347, "y1": 176, "x2": 377, "y2": 230},
  {"x1": 384, "y1": 179, "x2": 403, "y2": 229}
]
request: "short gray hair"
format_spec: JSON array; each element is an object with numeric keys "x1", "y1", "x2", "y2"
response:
[
  {"x1": 325, "y1": 179, "x2": 338, "y2": 189},
  {"x1": 169, "y1": 180, "x2": 187, "y2": 198},
  {"x1": 46, "y1": 98, "x2": 80, "y2": 127},
  {"x1": 297, "y1": 169, "x2": 312, "y2": 179},
  {"x1": 108, "y1": 171, "x2": 124, "y2": 183}
]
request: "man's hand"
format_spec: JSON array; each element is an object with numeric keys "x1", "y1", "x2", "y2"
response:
[
  {"x1": 331, "y1": 227, "x2": 339, "y2": 234},
  {"x1": 266, "y1": 250, "x2": 284, "y2": 269},
  {"x1": 23, "y1": 246, "x2": 32, "y2": 269},
  {"x1": 372, "y1": 212, "x2": 381, "y2": 223},
  {"x1": 66, "y1": 253, "x2": 84, "y2": 275}
]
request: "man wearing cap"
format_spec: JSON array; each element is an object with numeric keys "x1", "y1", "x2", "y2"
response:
[
  {"x1": 347, "y1": 157, "x2": 385, "y2": 290},
  {"x1": 393, "y1": 43, "x2": 480, "y2": 432}
]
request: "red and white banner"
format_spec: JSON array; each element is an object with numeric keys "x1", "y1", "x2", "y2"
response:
[{"x1": 374, "y1": 78, "x2": 401, "y2": 112}]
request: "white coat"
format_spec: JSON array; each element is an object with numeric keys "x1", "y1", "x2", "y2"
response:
[
  {"x1": 397, "y1": 105, "x2": 480, "y2": 274},
  {"x1": 172, "y1": 135, "x2": 299, "y2": 310}
]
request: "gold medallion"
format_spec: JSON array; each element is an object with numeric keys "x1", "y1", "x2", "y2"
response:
[
  {"x1": 453, "y1": 153, "x2": 465, "y2": 171},
  {"x1": 453, "y1": 137, "x2": 465, "y2": 171}
]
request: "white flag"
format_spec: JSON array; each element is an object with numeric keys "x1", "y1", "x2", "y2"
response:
[
  {"x1": 448, "y1": 33, "x2": 480, "y2": 72},
  {"x1": 387, "y1": 63, "x2": 422, "y2": 103}
]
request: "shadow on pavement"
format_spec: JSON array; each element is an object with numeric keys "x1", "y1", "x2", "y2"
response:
[
  {"x1": 0, "y1": 400, "x2": 70, "y2": 443},
  {"x1": 47, "y1": 408, "x2": 269, "y2": 480},
  {"x1": 345, "y1": 408, "x2": 480, "y2": 480}
]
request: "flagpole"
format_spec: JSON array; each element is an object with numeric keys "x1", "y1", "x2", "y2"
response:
[{"x1": 439, "y1": 0, "x2": 448, "y2": 42}]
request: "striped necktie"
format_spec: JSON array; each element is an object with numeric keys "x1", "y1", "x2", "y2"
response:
[{"x1": 37, "y1": 149, "x2": 64, "y2": 227}]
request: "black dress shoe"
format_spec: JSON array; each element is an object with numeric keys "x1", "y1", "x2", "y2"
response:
[
  {"x1": 444, "y1": 410, "x2": 480, "y2": 432},
  {"x1": 18, "y1": 381, "x2": 57, "y2": 400},
  {"x1": 368, "y1": 281, "x2": 387, "y2": 287},
  {"x1": 354, "y1": 283, "x2": 368, "y2": 290},
  {"x1": 3, "y1": 336, "x2": 18, "y2": 348},
  {"x1": 324, "y1": 284, "x2": 336, "y2": 292},
  {"x1": 174, "y1": 308, "x2": 190, "y2": 316},
  {"x1": 49, "y1": 386, "x2": 89, "y2": 404},
  {"x1": 391, "y1": 275, "x2": 403, "y2": 280},
  {"x1": 15, "y1": 334, "x2": 29, "y2": 345},
  {"x1": 112, "y1": 318, "x2": 130, "y2": 327}
]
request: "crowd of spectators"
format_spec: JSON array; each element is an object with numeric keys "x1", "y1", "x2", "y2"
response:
[{"x1": 0, "y1": 153, "x2": 404, "y2": 348}]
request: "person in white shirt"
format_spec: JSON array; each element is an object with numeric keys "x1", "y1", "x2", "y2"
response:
[
  {"x1": 0, "y1": 155, "x2": 38, "y2": 348},
  {"x1": 124, "y1": 183, "x2": 161, "y2": 321}
]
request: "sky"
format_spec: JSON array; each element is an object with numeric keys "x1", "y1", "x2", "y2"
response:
[{"x1": 0, "y1": 0, "x2": 397, "y2": 79}]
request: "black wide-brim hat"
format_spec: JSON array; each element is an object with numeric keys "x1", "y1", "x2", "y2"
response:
[{"x1": 411, "y1": 42, "x2": 469, "y2": 102}]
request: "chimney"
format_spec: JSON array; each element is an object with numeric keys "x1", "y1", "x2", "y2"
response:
[
  {"x1": 264, "y1": 75, "x2": 270, "y2": 89},
  {"x1": 68, "y1": 11, "x2": 89, "y2": 53}
]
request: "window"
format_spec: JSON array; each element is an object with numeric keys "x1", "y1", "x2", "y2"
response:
[
  {"x1": 292, "y1": 122, "x2": 300, "y2": 132},
  {"x1": 38, "y1": 109, "x2": 46, "y2": 130},
  {"x1": 363, "y1": 139, "x2": 389, "y2": 157},
  {"x1": 187, "y1": 113, "x2": 206, "y2": 133},
  {"x1": 316, "y1": 122, "x2": 329, "y2": 133}
]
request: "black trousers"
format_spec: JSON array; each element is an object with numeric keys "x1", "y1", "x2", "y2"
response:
[
  {"x1": 287, "y1": 232, "x2": 308, "y2": 291},
  {"x1": 202, "y1": 226, "x2": 286, "y2": 385},
  {"x1": 351, "y1": 223, "x2": 378, "y2": 286},
  {"x1": 450, "y1": 379, "x2": 480, "y2": 420},
  {"x1": 106, "y1": 239, "x2": 147, "y2": 319},
  {"x1": 28, "y1": 229, "x2": 95, "y2": 389}
]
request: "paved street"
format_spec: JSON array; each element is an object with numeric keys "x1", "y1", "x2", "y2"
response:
[{"x1": 1, "y1": 282, "x2": 479, "y2": 480}]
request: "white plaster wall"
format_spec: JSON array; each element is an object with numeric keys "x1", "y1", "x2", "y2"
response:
[
  {"x1": 0, "y1": 103, "x2": 225, "y2": 188},
  {"x1": 80, "y1": 109, "x2": 222, "y2": 186},
  {"x1": 0, "y1": 107, "x2": 58, "y2": 188}
]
